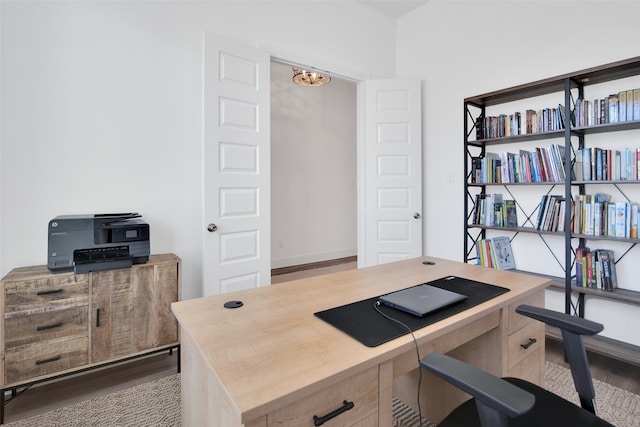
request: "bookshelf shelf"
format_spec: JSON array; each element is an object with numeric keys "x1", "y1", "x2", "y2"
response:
[
  {"x1": 467, "y1": 181, "x2": 569, "y2": 187},
  {"x1": 470, "y1": 130, "x2": 566, "y2": 146},
  {"x1": 464, "y1": 56, "x2": 640, "y2": 363},
  {"x1": 573, "y1": 119, "x2": 640, "y2": 135},
  {"x1": 468, "y1": 224, "x2": 564, "y2": 237},
  {"x1": 547, "y1": 280, "x2": 640, "y2": 305}
]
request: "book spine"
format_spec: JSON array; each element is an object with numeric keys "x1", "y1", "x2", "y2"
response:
[
  {"x1": 608, "y1": 94, "x2": 619, "y2": 123},
  {"x1": 615, "y1": 201, "x2": 629, "y2": 238},
  {"x1": 575, "y1": 247, "x2": 584, "y2": 287},
  {"x1": 631, "y1": 204, "x2": 639, "y2": 239}
]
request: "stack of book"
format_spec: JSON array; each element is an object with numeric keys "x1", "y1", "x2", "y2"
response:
[
  {"x1": 574, "y1": 87, "x2": 640, "y2": 127},
  {"x1": 536, "y1": 195, "x2": 567, "y2": 232},
  {"x1": 575, "y1": 247, "x2": 617, "y2": 291},
  {"x1": 475, "y1": 104, "x2": 568, "y2": 140},
  {"x1": 475, "y1": 236, "x2": 515, "y2": 270},
  {"x1": 472, "y1": 193, "x2": 518, "y2": 227},
  {"x1": 472, "y1": 144, "x2": 567, "y2": 184},
  {"x1": 575, "y1": 147, "x2": 640, "y2": 181},
  {"x1": 573, "y1": 194, "x2": 639, "y2": 238}
]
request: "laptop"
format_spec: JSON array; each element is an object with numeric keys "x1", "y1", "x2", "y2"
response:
[{"x1": 378, "y1": 283, "x2": 467, "y2": 317}]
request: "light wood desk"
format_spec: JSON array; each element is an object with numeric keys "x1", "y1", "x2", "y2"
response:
[{"x1": 171, "y1": 257, "x2": 548, "y2": 426}]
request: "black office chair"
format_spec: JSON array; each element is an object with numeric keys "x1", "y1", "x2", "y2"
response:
[{"x1": 420, "y1": 304, "x2": 615, "y2": 427}]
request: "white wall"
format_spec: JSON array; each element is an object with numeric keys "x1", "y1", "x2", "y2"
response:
[
  {"x1": 396, "y1": 1, "x2": 640, "y2": 345},
  {"x1": 0, "y1": 1, "x2": 396, "y2": 299},
  {"x1": 270, "y1": 62, "x2": 357, "y2": 269}
]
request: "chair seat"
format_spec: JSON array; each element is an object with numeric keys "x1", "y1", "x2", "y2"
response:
[{"x1": 437, "y1": 377, "x2": 615, "y2": 427}]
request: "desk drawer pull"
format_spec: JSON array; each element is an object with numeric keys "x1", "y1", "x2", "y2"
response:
[
  {"x1": 36, "y1": 322, "x2": 63, "y2": 331},
  {"x1": 35, "y1": 355, "x2": 61, "y2": 366},
  {"x1": 521, "y1": 338, "x2": 537, "y2": 350},
  {"x1": 36, "y1": 288, "x2": 63, "y2": 296},
  {"x1": 313, "y1": 400, "x2": 354, "y2": 426}
]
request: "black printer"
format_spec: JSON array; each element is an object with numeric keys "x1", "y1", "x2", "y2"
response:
[{"x1": 48, "y1": 213, "x2": 150, "y2": 273}]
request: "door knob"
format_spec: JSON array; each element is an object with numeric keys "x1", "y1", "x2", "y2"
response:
[
  {"x1": 207, "y1": 223, "x2": 218, "y2": 232},
  {"x1": 414, "y1": 213, "x2": 421, "y2": 219}
]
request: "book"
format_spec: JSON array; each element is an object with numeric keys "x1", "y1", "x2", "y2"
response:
[
  {"x1": 574, "y1": 149, "x2": 584, "y2": 181},
  {"x1": 491, "y1": 236, "x2": 515, "y2": 270},
  {"x1": 599, "y1": 250, "x2": 612, "y2": 290},
  {"x1": 631, "y1": 204, "x2": 639, "y2": 239},
  {"x1": 615, "y1": 201, "x2": 629, "y2": 238},
  {"x1": 607, "y1": 249, "x2": 618, "y2": 291},
  {"x1": 619, "y1": 91, "x2": 627, "y2": 122},
  {"x1": 626, "y1": 89, "x2": 634, "y2": 121},
  {"x1": 634, "y1": 88, "x2": 640, "y2": 120},
  {"x1": 575, "y1": 247, "x2": 588, "y2": 287},
  {"x1": 608, "y1": 93, "x2": 619, "y2": 123},
  {"x1": 582, "y1": 148, "x2": 591, "y2": 181},
  {"x1": 504, "y1": 199, "x2": 518, "y2": 227}
]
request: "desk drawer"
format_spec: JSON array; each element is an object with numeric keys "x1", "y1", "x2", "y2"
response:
[
  {"x1": 507, "y1": 292, "x2": 543, "y2": 335},
  {"x1": 268, "y1": 366, "x2": 378, "y2": 427},
  {"x1": 4, "y1": 336, "x2": 89, "y2": 385},
  {"x1": 508, "y1": 321, "x2": 544, "y2": 370},
  {"x1": 508, "y1": 348, "x2": 542, "y2": 384},
  {"x1": 4, "y1": 305, "x2": 89, "y2": 349}
]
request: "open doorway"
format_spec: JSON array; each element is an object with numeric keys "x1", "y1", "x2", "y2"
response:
[{"x1": 270, "y1": 61, "x2": 357, "y2": 271}]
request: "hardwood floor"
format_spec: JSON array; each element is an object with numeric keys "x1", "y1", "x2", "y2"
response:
[{"x1": 3, "y1": 261, "x2": 638, "y2": 423}]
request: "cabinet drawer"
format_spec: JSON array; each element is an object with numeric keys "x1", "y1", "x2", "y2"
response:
[
  {"x1": 508, "y1": 321, "x2": 544, "y2": 370},
  {"x1": 4, "y1": 276, "x2": 89, "y2": 313},
  {"x1": 4, "y1": 336, "x2": 89, "y2": 385},
  {"x1": 4, "y1": 305, "x2": 89, "y2": 349},
  {"x1": 268, "y1": 366, "x2": 378, "y2": 426},
  {"x1": 507, "y1": 292, "x2": 543, "y2": 335}
]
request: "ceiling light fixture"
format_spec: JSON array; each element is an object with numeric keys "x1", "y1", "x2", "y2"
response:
[{"x1": 292, "y1": 68, "x2": 331, "y2": 87}]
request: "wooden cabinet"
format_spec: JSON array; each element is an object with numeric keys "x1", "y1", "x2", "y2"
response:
[{"x1": 0, "y1": 253, "x2": 180, "y2": 389}]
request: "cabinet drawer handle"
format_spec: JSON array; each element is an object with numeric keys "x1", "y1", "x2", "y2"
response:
[
  {"x1": 36, "y1": 322, "x2": 63, "y2": 331},
  {"x1": 521, "y1": 338, "x2": 537, "y2": 350},
  {"x1": 313, "y1": 400, "x2": 354, "y2": 426},
  {"x1": 36, "y1": 289, "x2": 63, "y2": 296},
  {"x1": 35, "y1": 355, "x2": 61, "y2": 366},
  {"x1": 96, "y1": 308, "x2": 101, "y2": 328}
]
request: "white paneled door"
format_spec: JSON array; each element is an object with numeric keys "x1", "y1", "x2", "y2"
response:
[
  {"x1": 202, "y1": 33, "x2": 271, "y2": 295},
  {"x1": 362, "y1": 80, "x2": 422, "y2": 266}
]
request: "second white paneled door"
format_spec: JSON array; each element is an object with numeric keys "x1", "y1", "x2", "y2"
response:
[{"x1": 361, "y1": 80, "x2": 423, "y2": 266}]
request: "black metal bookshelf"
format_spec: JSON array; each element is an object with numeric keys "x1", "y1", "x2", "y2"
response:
[{"x1": 464, "y1": 56, "x2": 640, "y2": 366}]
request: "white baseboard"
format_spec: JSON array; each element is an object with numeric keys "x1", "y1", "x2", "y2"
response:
[{"x1": 271, "y1": 249, "x2": 356, "y2": 269}]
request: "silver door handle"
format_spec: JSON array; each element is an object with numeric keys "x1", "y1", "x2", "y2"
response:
[
  {"x1": 414, "y1": 213, "x2": 421, "y2": 219},
  {"x1": 207, "y1": 223, "x2": 218, "y2": 232}
]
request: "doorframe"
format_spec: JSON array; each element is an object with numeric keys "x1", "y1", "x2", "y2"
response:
[{"x1": 267, "y1": 50, "x2": 369, "y2": 268}]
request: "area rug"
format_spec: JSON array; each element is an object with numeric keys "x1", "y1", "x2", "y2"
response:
[{"x1": 4, "y1": 362, "x2": 639, "y2": 427}]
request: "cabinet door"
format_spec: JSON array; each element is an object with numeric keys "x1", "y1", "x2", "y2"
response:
[
  {"x1": 91, "y1": 268, "x2": 135, "y2": 362},
  {"x1": 145, "y1": 261, "x2": 179, "y2": 348},
  {"x1": 91, "y1": 261, "x2": 178, "y2": 363}
]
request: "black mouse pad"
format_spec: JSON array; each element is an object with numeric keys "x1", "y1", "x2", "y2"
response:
[{"x1": 314, "y1": 276, "x2": 509, "y2": 347}]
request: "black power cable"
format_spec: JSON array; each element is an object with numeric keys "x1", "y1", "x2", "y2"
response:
[{"x1": 373, "y1": 301, "x2": 424, "y2": 427}]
